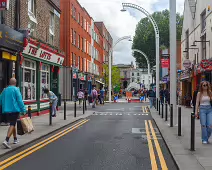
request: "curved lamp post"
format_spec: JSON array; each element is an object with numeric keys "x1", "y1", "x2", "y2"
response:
[
  {"x1": 121, "y1": 3, "x2": 160, "y2": 100},
  {"x1": 132, "y1": 49, "x2": 151, "y2": 89},
  {"x1": 108, "y1": 36, "x2": 132, "y2": 102}
]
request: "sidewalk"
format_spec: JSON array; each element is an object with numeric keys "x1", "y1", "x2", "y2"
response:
[
  {"x1": 151, "y1": 106, "x2": 212, "y2": 170},
  {"x1": 0, "y1": 108, "x2": 93, "y2": 156}
]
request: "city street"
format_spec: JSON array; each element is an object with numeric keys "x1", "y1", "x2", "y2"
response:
[{"x1": 0, "y1": 103, "x2": 177, "y2": 170}]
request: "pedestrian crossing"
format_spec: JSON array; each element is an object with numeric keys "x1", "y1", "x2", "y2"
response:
[{"x1": 93, "y1": 112, "x2": 149, "y2": 116}]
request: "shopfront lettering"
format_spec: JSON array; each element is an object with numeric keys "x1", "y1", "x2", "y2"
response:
[
  {"x1": 28, "y1": 45, "x2": 38, "y2": 56},
  {"x1": 39, "y1": 50, "x2": 51, "y2": 60}
]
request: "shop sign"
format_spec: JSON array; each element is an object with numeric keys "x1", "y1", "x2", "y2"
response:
[
  {"x1": 161, "y1": 58, "x2": 170, "y2": 68},
  {"x1": 0, "y1": 24, "x2": 24, "y2": 52},
  {"x1": 183, "y1": 59, "x2": 191, "y2": 69},
  {"x1": 23, "y1": 42, "x2": 64, "y2": 65},
  {"x1": 180, "y1": 70, "x2": 191, "y2": 80},
  {"x1": 73, "y1": 73, "x2": 77, "y2": 79},
  {"x1": 0, "y1": 0, "x2": 9, "y2": 10},
  {"x1": 200, "y1": 60, "x2": 212, "y2": 69}
]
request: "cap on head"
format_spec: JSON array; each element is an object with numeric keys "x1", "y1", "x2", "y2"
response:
[{"x1": 9, "y1": 78, "x2": 17, "y2": 86}]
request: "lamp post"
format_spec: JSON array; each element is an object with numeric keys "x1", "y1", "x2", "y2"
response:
[
  {"x1": 121, "y1": 3, "x2": 160, "y2": 101},
  {"x1": 108, "y1": 36, "x2": 132, "y2": 102},
  {"x1": 132, "y1": 49, "x2": 151, "y2": 89}
]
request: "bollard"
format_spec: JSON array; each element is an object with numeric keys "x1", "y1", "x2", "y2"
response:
[
  {"x1": 178, "y1": 107, "x2": 182, "y2": 136},
  {"x1": 49, "y1": 102, "x2": 52, "y2": 125},
  {"x1": 170, "y1": 104, "x2": 173, "y2": 127},
  {"x1": 64, "y1": 100, "x2": 66, "y2": 120},
  {"x1": 156, "y1": 98, "x2": 159, "y2": 111},
  {"x1": 165, "y1": 103, "x2": 168, "y2": 121},
  {"x1": 159, "y1": 100, "x2": 160, "y2": 115},
  {"x1": 83, "y1": 99, "x2": 85, "y2": 114},
  {"x1": 74, "y1": 100, "x2": 77, "y2": 118},
  {"x1": 190, "y1": 112, "x2": 195, "y2": 151},
  {"x1": 28, "y1": 106, "x2": 32, "y2": 119},
  {"x1": 161, "y1": 104, "x2": 164, "y2": 119},
  {"x1": 85, "y1": 98, "x2": 87, "y2": 111}
]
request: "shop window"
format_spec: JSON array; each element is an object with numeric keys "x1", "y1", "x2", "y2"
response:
[
  {"x1": 40, "y1": 64, "x2": 50, "y2": 99},
  {"x1": 22, "y1": 60, "x2": 36, "y2": 101}
]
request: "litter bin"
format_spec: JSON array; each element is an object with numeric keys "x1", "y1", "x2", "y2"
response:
[{"x1": 58, "y1": 93, "x2": 61, "y2": 106}]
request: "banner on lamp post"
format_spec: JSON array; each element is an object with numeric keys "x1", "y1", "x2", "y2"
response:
[{"x1": 161, "y1": 58, "x2": 170, "y2": 68}]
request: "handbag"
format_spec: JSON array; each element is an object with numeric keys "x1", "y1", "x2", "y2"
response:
[
  {"x1": 21, "y1": 117, "x2": 34, "y2": 134},
  {"x1": 17, "y1": 119, "x2": 25, "y2": 135}
]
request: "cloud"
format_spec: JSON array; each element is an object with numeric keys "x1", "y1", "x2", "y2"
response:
[{"x1": 78, "y1": 0, "x2": 184, "y2": 65}]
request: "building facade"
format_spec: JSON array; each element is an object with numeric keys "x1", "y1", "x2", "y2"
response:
[{"x1": 181, "y1": 0, "x2": 212, "y2": 99}]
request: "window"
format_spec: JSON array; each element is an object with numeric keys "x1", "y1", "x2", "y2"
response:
[
  {"x1": 28, "y1": 21, "x2": 36, "y2": 36},
  {"x1": 49, "y1": 34, "x2": 54, "y2": 45},
  {"x1": 78, "y1": 56, "x2": 80, "y2": 69},
  {"x1": 84, "y1": 18, "x2": 86, "y2": 30},
  {"x1": 28, "y1": 0, "x2": 35, "y2": 14},
  {"x1": 22, "y1": 60, "x2": 36, "y2": 101},
  {"x1": 132, "y1": 72, "x2": 134, "y2": 76},
  {"x1": 137, "y1": 73, "x2": 139, "y2": 76},
  {"x1": 132, "y1": 78, "x2": 134, "y2": 82},
  {"x1": 143, "y1": 80, "x2": 145, "y2": 84},
  {"x1": 78, "y1": 13, "x2": 80, "y2": 23},
  {"x1": 185, "y1": 30, "x2": 189, "y2": 58},
  {"x1": 201, "y1": 10, "x2": 206, "y2": 32},
  {"x1": 73, "y1": 31, "x2": 76, "y2": 45},
  {"x1": 81, "y1": 16, "x2": 83, "y2": 27},
  {"x1": 78, "y1": 35, "x2": 80, "y2": 49},
  {"x1": 83, "y1": 38, "x2": 86, "y2": 52},
  {"x1": 72, "y1": 5, "x2": 76, "y2": 19},
  {"x1": 49, "y1": 12, "x2": 55, "y2": 35},
  {"x1": 137, "y1": 78, "x2": 140, "y2": 83},
  {"x1": 71, "y1": 29, "x2": 73, "y2": 44},
  {"x1": 40, "y1": 64, "x2": 50, "y2": 99},
  {"x1": 81, "y1": 37, "x2": 83, "y2": 50},
  {"x1": 201, "y1": 34, "x2": 206, "y2": 59}
]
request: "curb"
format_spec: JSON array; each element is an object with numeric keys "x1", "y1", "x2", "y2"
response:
[{"x1": 0, "y1": 113, "x2": 92, "y2": 158}]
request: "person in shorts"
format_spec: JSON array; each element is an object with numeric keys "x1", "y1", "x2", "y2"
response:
[{"x1": 0, "y1": 78, "x2": 26, "y2": 149}]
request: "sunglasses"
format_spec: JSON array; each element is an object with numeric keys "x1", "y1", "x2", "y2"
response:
[{"x1": 203, "y1": 84, "x2": 208, "y2": 87}]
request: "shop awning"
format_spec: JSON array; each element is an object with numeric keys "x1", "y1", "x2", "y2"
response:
[{"x1": 95, "y1": 80, "x2": 104, "y2": 85}]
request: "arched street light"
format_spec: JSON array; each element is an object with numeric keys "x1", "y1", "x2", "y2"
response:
[
  {"x1": 121, "y1": 3, "x2": 160, "y2": 101},
  {"x1": 132, "y1": 49, "x2": 151, "y2": 89},
  {"x1": 108, "y1": 36, "x2": 132, "y2": 102}
]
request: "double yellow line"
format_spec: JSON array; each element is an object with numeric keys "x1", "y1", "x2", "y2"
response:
[
  {"x1": 0, "y1": 119, "x2": 89, "y2": 170},
  {"x1": 145, "y1": 120, "x2": 168, "y2": 170}
]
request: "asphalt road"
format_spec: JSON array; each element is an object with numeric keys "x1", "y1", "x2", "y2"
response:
[{"x1": 0, "y1": 103, "x2": 178, "y2": 170}]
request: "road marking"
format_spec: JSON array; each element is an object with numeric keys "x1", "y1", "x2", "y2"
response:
[
  {"x1": 128, "y1": 114, "x2": 130, "y2": 115},
  {"x1": 145, "y1": 120, "x2": 158, "y2": 170},
  {"x1": 105, "y1": 114, "x2": 107, "y2": 115},
  {"x1": 0, "y1": 119, "x2": 89, "y2": 169},
  {"x1": 138, "y1": 114, "x2": 141, "y2": 116},
  {"x1": 110, "y1": 114, "x2": 112, "y2": 115},
  {"x1": 148, "y1": 120, "x2": 168, "y2": 170}
]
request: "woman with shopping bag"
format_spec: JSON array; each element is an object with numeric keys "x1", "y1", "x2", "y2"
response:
[{"x1": 0, "y1": 78, "x2": 26, "y2": 149}]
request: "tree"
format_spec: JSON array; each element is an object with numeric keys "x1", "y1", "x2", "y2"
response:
[
  {"x1": 103, "y1": 64, "x2": 122, "y2": 87},
  {"x1": 132, "y1": 9, "x2": 183, "y2": 68}
]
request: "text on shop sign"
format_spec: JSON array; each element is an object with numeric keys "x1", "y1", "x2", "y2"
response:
[{"x1": 28, "y1": 46, "x2": 52, "y2": 60}]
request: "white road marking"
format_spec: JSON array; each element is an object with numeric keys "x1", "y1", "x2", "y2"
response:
[
  {"x1": 110, "y1": 114, "x2": 113, "y2": 115},
  {"x1": 134, "y1": 114, "x2": 137, "y2": 115},
  {"x1": 132, "y1": 128, "x2": 142, "y2": 134}
]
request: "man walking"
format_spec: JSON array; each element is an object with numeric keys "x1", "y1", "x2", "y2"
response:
[
  {"x1": 91, "y1": 87, "x2": 98, "y2": 108},
  {"x1": 77, "y1": 89, "x2": 84, "y2": 108},
  {"x1": 0, "y1": 78, "x2": 26, "y2": 149}
]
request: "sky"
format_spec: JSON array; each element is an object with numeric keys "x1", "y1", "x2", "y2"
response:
[{"x1": 78, "y1": 0, "x2": 185, "y2": 65}]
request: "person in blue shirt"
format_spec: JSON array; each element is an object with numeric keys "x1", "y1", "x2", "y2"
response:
[
  {"x1": 44, "y1": 89, "x2": 58, "y2": 117},
  {"x1": 0, "y1": 78, "x2": 26, "y2": 149},
  {"x1": 100, "y1": 88, "x2": 105, "y2": 104}
]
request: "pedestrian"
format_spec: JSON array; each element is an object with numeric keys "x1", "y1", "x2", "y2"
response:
[
  {"x1": 195, "y1": 81, "x2": 212, "y2": 144},
  {"x1": 100, "y1": 88, "x2": 105, "y2": 104},
  {"x1": 147, "y1": 87, "x2": 156, "y2": 108},
  {"x1": 44, "y1": 89, "x2": 58, "y2": 117},
  {"x1": 0, "y1": 78, "x2": 26, "y2": 149},
  {"x1": 91, "y1": 87, "x2": 98, "y2": 108},
  {"x1": 77, "y1": 89, "x2": 84, "y2": 108}
]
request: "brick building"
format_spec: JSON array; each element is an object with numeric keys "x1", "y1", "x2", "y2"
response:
[
  {"x1": 60, "y1": 0, "x2": 110, "y2": 100},
  {"x1": 0, "y1": 0, "x2": 64, "y2": 116}
]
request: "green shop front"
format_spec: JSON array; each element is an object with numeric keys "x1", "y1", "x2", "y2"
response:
[{"x1": 20, "y1": 38, "x2": 64, "y2": 116}]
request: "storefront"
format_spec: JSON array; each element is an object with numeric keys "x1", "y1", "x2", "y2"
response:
[
  {"x1": 0, "y1": 24, "x2": 25, "y2": 92},
  {"x1": 20, "y1": 38, "x2": 64, "y2": 115}
]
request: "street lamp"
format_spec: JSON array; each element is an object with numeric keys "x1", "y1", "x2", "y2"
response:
[
  {"x1": 108, "y1": 36, "x2": 132, "y2": 102},
  {"x1": 121, "y1": 3, "x2": 160, "y2": 101}
]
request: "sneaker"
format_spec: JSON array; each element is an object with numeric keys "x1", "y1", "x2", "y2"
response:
[
  {"x1": 2, "y1": 140, "x2": 11, "y2": 149},
  {"x1": 202, "y1": 141, "x2": 208, "y2": 144},
  {"x1": 13, "y1": 139, "x2": 19, "y2": 144}
]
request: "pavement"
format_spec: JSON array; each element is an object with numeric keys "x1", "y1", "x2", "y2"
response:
[
  {"x1": 151, "y1": 105, "x2": 212, "y2": 170},
  {"x1": 0, "y1": 102, "x2": 177, "y2": 170},
  {"x1": 0, "y1": 103, "x2": 94, "y2": 156}
]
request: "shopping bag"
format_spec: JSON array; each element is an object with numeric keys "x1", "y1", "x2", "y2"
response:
[
  {"x1": 17, "y1": 119, "x2": 25, "y2": 135},
  {"x1": 140, "y1": 96, "x2": 144, "y2": 101},
  {"x1": 21, "y1": 117, "x2": 34, "y2": 134}
]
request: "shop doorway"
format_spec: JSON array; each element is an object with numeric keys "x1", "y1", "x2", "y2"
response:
[{"x1": 0, "y1": 60, "x2": 12, "y2": 93}]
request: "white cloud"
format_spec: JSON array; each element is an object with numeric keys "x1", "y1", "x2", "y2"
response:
[{"x1": 78, "y1": 0, "x2": 185, "y2": 65}]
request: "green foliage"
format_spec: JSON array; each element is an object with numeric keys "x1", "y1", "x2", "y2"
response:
[
  {"x1": 103, "y1": 64, "x2": 121, "y2": 87},
  {"x1": 132, "y1": 9, "x2": 183, "y2": 68}
]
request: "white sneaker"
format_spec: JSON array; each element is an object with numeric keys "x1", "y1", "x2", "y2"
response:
[
  {"x1": 2, "y1": 140, "x2": 11, "y2": 149},
  {"x1": 13, "y1": 139, "x2": 19, "y2": 144},
  {"x1": 202, "y1": 141, "x2": 208, "y2": 144}
]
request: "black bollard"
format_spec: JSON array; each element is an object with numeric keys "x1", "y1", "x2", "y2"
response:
[
  {"x1": 170, "y1": 104, "x2": 173, "y2": 127},
  {"x1": 161, "y1": 104, "x2": 164, "y2": 119},
  {"x1": 83, "y1": 99, "x2": 85, "y2": 114},
  {"x1": 28, "y1": 106, "x2": 32, "y2": 119},
  {"x1": 74, "y1": 100, "x2": 77, "y2": 117},
  {"x1": 49, "y1": 103, "x2": 52, "y2": 125},
  {"x1": 190, "y1": 112, "x2": 195, "y2": 151},
  {"x1": 64, "y1": 100, "x2": 66, "y2": 120},
  {"x1": 178, "y1": 107, "x2": 182, "y2": 136},
  {"x1": 157, "y1": 98, "x2": 159, "y2": 111},
  {"x1": 159, "y1": 100, "x2": 160, "y2": 115},
  {"x1": 85, "y1": 98, "x2": 87, "y2": 111},
  {"x1": 165, "y1": 103, "x2": 168, "y2": 121}
]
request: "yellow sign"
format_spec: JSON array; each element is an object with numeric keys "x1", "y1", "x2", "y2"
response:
[
  {"x1": 0, "y1": 31, "x2": 2, "y2": 39},
  {"x1": 2, "y1": 52, "x2": 17, "y2": 61}
]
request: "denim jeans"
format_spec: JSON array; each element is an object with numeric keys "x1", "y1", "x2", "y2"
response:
[
  {"x1": 149, "y1": 97, "x2": 154, "y2": 108},
  {"x1": 52, "y1": 99, "x2": 58, "y2": 116},
  {"x1": 199, "y1": 105, "x2": 212, "y2": 142}
]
